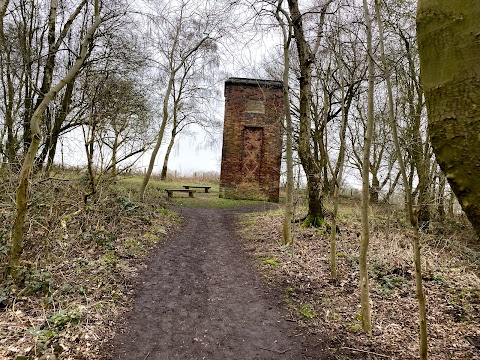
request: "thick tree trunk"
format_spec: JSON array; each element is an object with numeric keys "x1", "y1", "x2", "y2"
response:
[
  {"x1": 370, "y1": 172, "x2": 379, "y2": 204},
  {"x1": 417, "y1": 0, "x2": 480, "y2": 238},
  {"x1": 287, "y1": 0, "x2": 330, "y2": 226}
]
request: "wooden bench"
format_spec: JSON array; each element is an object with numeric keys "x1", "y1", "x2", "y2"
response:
[
  {"x1": 182, "y1": 185, "x2": 211, "y2": 193},
  {"x1": 165, "y1": 189, "x2": 196, "y2": 198}
]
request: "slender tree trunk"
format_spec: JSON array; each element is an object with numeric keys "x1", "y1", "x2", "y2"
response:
[
  {"x1": 437, "y1": 173, "x2": 446, "y2": 220},
  {"x1": 359, "y1": 0, "x2": 374, "y2": 335},
  {"x1": 138, "y1": 18, "x2": 211, "y2": 199},
  {"x1": 139, "y1": 73, "x2": 175, "y2": 198},
  {"x1": 160, "y1": 128, "x2": 176, "y2": 181},
  {"x1": 111, "y1": 131, "x2": 119, "y2": 178},
  {"x1": 281, "y1": 39, "x2": 294, "y2": 245},
  {"x1": 40, "y1": 77, "x2": 75, "y2": 175},
  {"x1": 83, "y1": 120, "x2": 96, "y2": 203},
  {"x1": 448, "y1": 192, "x2": 455, "y2": 217},
  {"x1": 9, "y1": 2, "x2": 101, "y2": 272},
  {"x1": 417, "y1": 0, "x2": 480, "y2": 239},
  {"x1": 377, "y1": 1, "x2": 428, "y2": 358},
  {"x1": 274, "y1": 1, "x2": 293, "y2": 245},
  {"x1": 1, "y1": 0, "x2": 15, "y2": 165},
  {"x1": 329, "y1": 41, "x2": 347, "y2": 280}
]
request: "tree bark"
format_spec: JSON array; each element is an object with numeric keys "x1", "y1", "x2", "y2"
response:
[
  {"x1": 287, "y1": 0, "x2": 332, "y2": 227},
  {"x1": 359, "y1": 0, "x2": 373, "y2": 335},
  {"x1": 274, "y1": 1, "x2": 294, "y2": 245},
  {"x1": 160, "y1": 126, "x2": 176, "y2": 181},
  {"x1": 437, "y1": 172, "x2": 446, "y2": 220},
  {"x1": 417, "y1": 0, "x2": 480, "y2": 238}
]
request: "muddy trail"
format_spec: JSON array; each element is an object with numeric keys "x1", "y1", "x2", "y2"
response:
[{"x1": 101, "y1": 205, "x2": 333, "y2": 360}]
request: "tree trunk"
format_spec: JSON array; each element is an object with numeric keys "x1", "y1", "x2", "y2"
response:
[
  {"x1": 437, "y1": 173, "x2": 446, "y2": 220},
  {"x1": 138, "y1": 19, "x2": 211, "y2": 199},
  {"x1": 111, "y1": 131, "x2": 119, "y2": 178},
  {"x1": 417, "y1": 0, "x2": 480, "y2": 239},
  {"x1": 139, "y1": 72, "x2": 175, "y2": 197},
  {"x1": 448, "y1": 191, "x2": 455, "y2": 217},
  {"x1": 328, "y1": 41, "x2": 348, "y2": 280},
  {"x1": 160, "y1": 128, "x2": 176, "y2": 181},
  {"x1": 274, "y1": 1, "x2": 294, "y2": 245},
  {"x1": 287, "y1": 0, "x2": 331, "y2": 227},
  {"x1": 370, "y1": 172, "x2": 379, "y2": 204},
  {"x1": 359, "y1": 0, "x2": 373, "y2": 335},
  {"x1": 40, "y1": 77, "x2": 76, "y2": 175},
  {"x1": 1, "y1": 0, "x2": 16, "y2": 165}
]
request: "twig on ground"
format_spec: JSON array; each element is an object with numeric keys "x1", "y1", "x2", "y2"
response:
[
  {"x1": 256, "y1": 345, "x2": 291, "y2": 354},
  {"x1": 340, "y1": 346, "x2": 389, "y2": 358},
  {"x1": 37, "y1": 177, "x2": 71, "y2": 184}
]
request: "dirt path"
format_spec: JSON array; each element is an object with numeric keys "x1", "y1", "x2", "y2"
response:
[{"x1": 102, "y1": 206, "x2": 333, "y2": 360}]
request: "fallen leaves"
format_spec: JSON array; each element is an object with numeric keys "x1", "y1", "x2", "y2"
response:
[{"x1": 239, "y1": 201, "x2": 480, "y2": 360}]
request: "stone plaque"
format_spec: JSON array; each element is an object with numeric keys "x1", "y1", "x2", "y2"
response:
[{"x1": 245, "y1": 100, "x2": 265, "y2": 114}]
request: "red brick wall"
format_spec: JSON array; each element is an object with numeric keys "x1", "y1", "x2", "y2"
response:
[{"x1": 220, "y1": 78, "x2": 284, "y2": 202}]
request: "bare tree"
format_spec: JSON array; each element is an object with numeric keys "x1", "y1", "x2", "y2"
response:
[
  {"x1": 286, "y1": 0, "x2": 333, "y2": 227},
  {"x1": 159, "y1": 47, "x2": 220, "y2": 180},
  {"x1": 272, "y1": 0, "x2": 294, "y2": 245},
  {"x1": 376, "y1": 0, "x2": 428, "y2": 357},
  {"x1": 359, "y1": 0, "x2": 373, "y2": 335},
  {"x1": 139, "y1": 0, "x2": 229, "y2": 199},
  {"x1": 9, "y1": 0, "x2": 102, "y2": 272}
]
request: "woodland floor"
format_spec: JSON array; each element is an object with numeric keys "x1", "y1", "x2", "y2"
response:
[
  {"x1": 100, "y1": 205, "x2": 334, "y2": 360},
  {"x1": 239, "y1": 199, "x2": 480, "y2": 360}
]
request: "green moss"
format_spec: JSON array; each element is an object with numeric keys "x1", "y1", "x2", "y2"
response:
[
  {"x1": 301, "y1": 215, "x2": 326, "y2": 228},
  {"x1": 299, "y1": 303, "x2": 317, "y2": 319},
  {"x1": 260, "y1": 257, "x2": 280, "y2": 268}
]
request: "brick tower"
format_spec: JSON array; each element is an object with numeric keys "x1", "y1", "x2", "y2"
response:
[{"x1": 220, "y1": 78, "x2": 284, "y2": 202}]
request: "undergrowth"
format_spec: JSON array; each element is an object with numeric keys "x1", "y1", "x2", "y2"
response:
[
  {"x1": 240, "y1": 199, "x2": 480, "y2": 360},
  {"x1": 0, "y1": 173, "x2": 179, "y2": 359}
]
